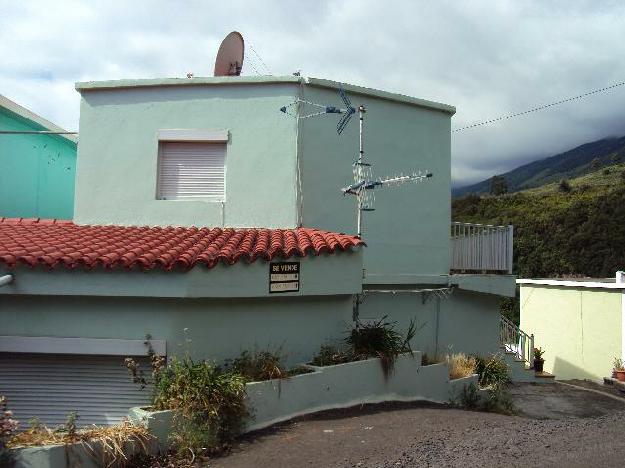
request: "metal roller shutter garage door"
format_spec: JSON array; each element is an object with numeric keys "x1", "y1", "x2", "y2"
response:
[{"x1": 0, "y1": 353, "x2": 152, "y2": 428}]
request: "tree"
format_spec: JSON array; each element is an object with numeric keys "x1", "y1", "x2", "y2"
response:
[
  {"x1": 611, "y1": 153, "x2": 621, "y2": 165},
  {"x1": 591, "y1": 157, "x2": 602, "y2": 170},
  {"x1": 558, "y1": 179, "x2": 571, "y2": 193},
  {"x1": 490, "y1": 175, "x2": 508, "y2": 196}
]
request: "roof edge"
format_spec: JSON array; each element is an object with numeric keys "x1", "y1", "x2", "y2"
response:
[
  {"x1": 517, "y1": 278, "x2": 625, "y2": 289},
  {"x1": 305, "y1": 77, "x2": 455, "y2": 115},
  {"x1": 0, "y1": 94, "x2": 78, "y2": 144},
  {"x1": 74, "y1": 75, "x2": 455, "y2": 115}
]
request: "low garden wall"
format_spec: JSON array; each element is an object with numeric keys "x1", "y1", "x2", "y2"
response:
[{"x1": 10, "y1": 352, "x2": 478, "y2": 467}]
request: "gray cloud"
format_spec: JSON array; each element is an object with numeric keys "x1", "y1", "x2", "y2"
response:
[{"x1": 2, "y1": 0, "x2": 625, "y2": 185}]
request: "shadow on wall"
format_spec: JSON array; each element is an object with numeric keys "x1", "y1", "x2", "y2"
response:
[{"x1": 552, "y1": 356, "x2": 605, "y2": 381}]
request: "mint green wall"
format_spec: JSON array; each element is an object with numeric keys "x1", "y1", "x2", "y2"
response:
[
  {"x1": 359, "y1": 289, "x2": 500, "y2": 358},
  {"x1": 74, "y1": 82, "x2": 299, "y2": 228},
  {"x1": 0, "y1": 294, "x2": 353, "y2": 366},
  {"x1": 0, "y1": 250, "x2": 363, "y2": 298},
  {"x1": 299, "y1": 82, "x2": 453, "y2": 282},
  {"x1": 0, "y1": 108, "x2": 76, "y2": 219}
]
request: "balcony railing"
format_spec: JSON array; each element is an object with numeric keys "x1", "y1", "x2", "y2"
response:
[{"x1": 451, "y1": 222, "x2": 513, "y2": 274}]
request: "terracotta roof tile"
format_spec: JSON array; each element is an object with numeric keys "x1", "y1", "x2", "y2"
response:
[{"x1": 0, "y1": 218, "x2": 363, "y2": 271}]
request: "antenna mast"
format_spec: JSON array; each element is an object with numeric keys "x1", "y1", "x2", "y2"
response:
[{"x1": 280, "y1": 84, "x2": 432, "y2": 238}]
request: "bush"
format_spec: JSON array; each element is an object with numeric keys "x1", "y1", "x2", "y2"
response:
[
  {"x1": 558, "y1": 179, "x2": 571, "y2": 193},
  {"x1": 446, "y1": 353, "x2": 477, "y2": 380},
  {"x1": 126, "y1": 351, "x2": 249, "y2": 457},
  {"x1": 482, "y1": 385, "x2": 515, "y2": 415},
  {"x1": 1, "y1": 396, "x2": 18, "y2": 465},
  {"x1": 153, "y1": 356, "x2": 249, "y2": 455},
  {"x1": 473, "y1": 354, "x2": 510, "y2": 388},
  {"x1": 310, "y1": 345, "x2": 353, "y2": 367},
  {"x1": 225, "y1": 349, "x2": 287, "y2": 382},
  {"x1": 310, "y1": 317, "x2": 420, "y2": 377}
]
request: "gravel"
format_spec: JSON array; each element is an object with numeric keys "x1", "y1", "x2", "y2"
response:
[{"x1": 209, "y1": 384, "x2": 625, "y2": 468}]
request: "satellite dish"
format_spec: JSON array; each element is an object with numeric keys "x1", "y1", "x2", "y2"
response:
[{"x1": 214, "y1": 31, "x2": 244, "y2": 76}]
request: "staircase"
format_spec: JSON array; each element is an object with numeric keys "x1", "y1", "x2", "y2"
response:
[{"x1": 500, "y1": 315, "x2": 555, "y2": 383}]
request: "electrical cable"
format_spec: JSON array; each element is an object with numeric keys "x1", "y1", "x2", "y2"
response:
[{"x1": 453, "y1": 80, "x2": 625, "y2": 133}]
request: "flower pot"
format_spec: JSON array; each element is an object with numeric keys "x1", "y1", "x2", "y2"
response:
[
  {"x1": 616, "y1": 370, "x2": 625, "y2": 382},
  {"x1": 534, "y1": 359, "x2": 544, "y2": 373}
]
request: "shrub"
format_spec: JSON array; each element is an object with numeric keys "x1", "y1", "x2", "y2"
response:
[
  {"x1": 310, "y1": 345, "x2": 353, "y2": 367},
  {"x1": 482, "y1": 385, "x2": 515, "y2": 415},
  {"x1": 152, "y1": 356, "x2": 249, "y2": 456},
  {"x1": 473, "y1": 354, "x2": 510, "y2": 388},
  {"x1": 459, "y1": 382, "x2": 480, "y2": 409},
  {"x1": 310, "y1": 317, "x2": 420, "y2": 377},
  {"x1": 346, "y1": 316, "x2": 418, "y2": 377},
  {"x1": 603, "y1": 168, "x2": 611, "y2": 175},
  {"x1": 225, "y1": 349, "x2": 287, "y2": 382},
  {"x1": 1, "y1": 396, "x2": 18, "y2": 465},
  {"x1": 421, "y1": 353, "x2": 444, "y2": 366},
  {"x1": 558, "y1": 179, "x2": 571, "y2": 193},
  {"x1": 446, "y1": 353, "x2": 477, "y2": 380}
]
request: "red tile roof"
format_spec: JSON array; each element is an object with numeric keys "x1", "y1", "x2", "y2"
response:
[{"x1": 0, "y1": 218, "x2": 363, "y2": 271}]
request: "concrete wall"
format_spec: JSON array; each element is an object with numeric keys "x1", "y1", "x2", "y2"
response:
[
  {"x1": 520, "y1": 285, "x2": 623, "y2": 380},
  {"x1": 74, "y1": 81, "x2": 299, "y2": 228},
  {"x1": 299, "y1": 81, "x2": 453, "y2": 282},
  {"x1": 0, "y1": 294, "x2": 353, "y2": 367},
  {"x1": 0, "y1": 107, "x2": 76, "y2": 219},
  {"x1": 358, "y1": 289, "x2": 500, "y2": 358}
]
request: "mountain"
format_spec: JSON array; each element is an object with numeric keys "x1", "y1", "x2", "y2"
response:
[
  {"x1": 452, "y1": 162, "x2": 625, "y2": 279},
  {"x1": 453, "y1": 135, "x2": 625, "y2": 197}
]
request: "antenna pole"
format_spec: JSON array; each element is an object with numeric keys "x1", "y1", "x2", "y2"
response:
[{"x1": 357, "y1": 105, "x2": 366, "y2": 238}]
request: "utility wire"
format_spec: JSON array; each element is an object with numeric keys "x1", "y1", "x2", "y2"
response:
[
  {"x1": 453, "y1": 80, "x2": 625, "y2": 133},
  {"x1": 249, "y1": 43, "x2": 272, "y2": 75}
]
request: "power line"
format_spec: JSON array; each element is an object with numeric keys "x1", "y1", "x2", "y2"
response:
[{"x1": 452, "y1": 80, "x2": 625, "y2": 133}]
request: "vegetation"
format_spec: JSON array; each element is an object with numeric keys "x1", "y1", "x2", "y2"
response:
[
  {"x1": 453, "y1": 162, "x2": 625, "y2": 279},
  {"x1": 454, "y1": 135, "x2": 625, "y2": 197},
  {"x1": 613, "y1": 357, "x2": 624, "y2": 371},
  {"x1": 311, "y1": 316, "x2": 419, "y2": 376},
  {"x1": 224, "y1": 349, "x2": 288, "y2": 381},
  {"x1": 1, "y1": 396, "x2": 18, "y2": 465},
  {"x1": 446, "y1": 353, "x2": 477, "y2": 380},
  {"x1": 7, "y1": 418, "x2": 152, "y2": 466},
  {"x1": 145, "y1": 356, "x2": 248, "y2": 456},
  {"x1": 533, "y1": 347, "x2": 545, "y2": 361},
  {"x1": 490, "y1": 175, "x2": 508, "y2": 195},
  {"x1": 456, "y1": 354, "x2": 515, "y2": 415},
  {"x1": 472, "y1": 354, "x2": 510, "y2": 388}
]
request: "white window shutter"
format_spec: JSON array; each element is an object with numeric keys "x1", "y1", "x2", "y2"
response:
[{"x1": 157, "y1": 142, "x2": 226, "y2": 201}]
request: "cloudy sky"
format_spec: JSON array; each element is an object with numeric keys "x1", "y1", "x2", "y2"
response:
[{"x1": 2, "y1": 0, "x2": 625, "y2": 186}]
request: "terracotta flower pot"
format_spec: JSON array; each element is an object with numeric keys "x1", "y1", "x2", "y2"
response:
[
  {"x1": 534, "y1": 359, "x2": 544, "y2": 373},
  {"x1": 616, "y1": 370, "x2": 625, "y2": 382}
]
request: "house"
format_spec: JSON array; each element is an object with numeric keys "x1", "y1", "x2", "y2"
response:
[
  {"x1": 0, "y1": 76, "x2": 516, "y2": 426},
  {"x1": 518, "y1": 273, "x2": 625, "y2": 380},
  {"x1": 0, "y1": 95, "x2": 77, "y2": 219}
]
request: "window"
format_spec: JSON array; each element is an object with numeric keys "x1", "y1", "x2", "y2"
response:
[{"x1": 156, "y1": 130, "x2": 228, "y2": 201}]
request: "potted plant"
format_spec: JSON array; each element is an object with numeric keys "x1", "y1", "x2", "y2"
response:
[
  {"x1": 533, "y1": 348, "x2": 545, "y2": 373},
  {"x1": 613, "y1": 358, "x2": 625, "y2": 382}
]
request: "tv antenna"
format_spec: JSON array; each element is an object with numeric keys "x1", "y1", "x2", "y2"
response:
[
  {"x1": 280, "y1": 86, "x2": 356, "y2": 134},
  {"x1": 280, "y1": 86, "x2": 432, "y2": 238},
  {"x1": 214, "y1": 31, "x2": 244, "y2": 76}
]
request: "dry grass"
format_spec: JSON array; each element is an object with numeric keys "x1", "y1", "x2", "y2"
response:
[
  {"x1": 8, "y1": 419, "x2": 153, "y2": 467},
  {"x1": 447, "y1": 353, "x2": 477, "y2": 380}
]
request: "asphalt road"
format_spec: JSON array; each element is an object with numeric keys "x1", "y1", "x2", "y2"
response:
[{"x1": 209, "y1": 382, "x2": 625, "y2": 468}]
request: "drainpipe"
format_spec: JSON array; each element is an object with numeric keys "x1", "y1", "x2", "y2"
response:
[{"x1": 0, "y1": 274, "x2": 13, "y2": 287}]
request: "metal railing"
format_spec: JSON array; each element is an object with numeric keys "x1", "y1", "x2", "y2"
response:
[
  {"x1": 500, "y1": 315, "x2": 534, "y2": 367},
  {"x1": 451, "y1": 222, "x2": 513, "y2": 273}
]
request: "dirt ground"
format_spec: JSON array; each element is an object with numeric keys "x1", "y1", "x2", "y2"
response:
[{"x1": 209, "y1": 382, "x2": 625, "y2": 468}]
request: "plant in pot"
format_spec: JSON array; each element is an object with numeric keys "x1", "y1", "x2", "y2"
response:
[
  {"x1": 613, "y1": 358, "x2": 625, "y2": 382},
  {"x1": 533, "y1": 347, "x2": 545, "y2": 373}
]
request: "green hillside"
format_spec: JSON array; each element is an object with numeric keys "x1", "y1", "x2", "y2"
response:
[
  {"x1": 453, "y1": 135, "x2": 625, "y2": 197},
  {"x1": 452, "y1": 163, "x2": 625, "y2": 278}
]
